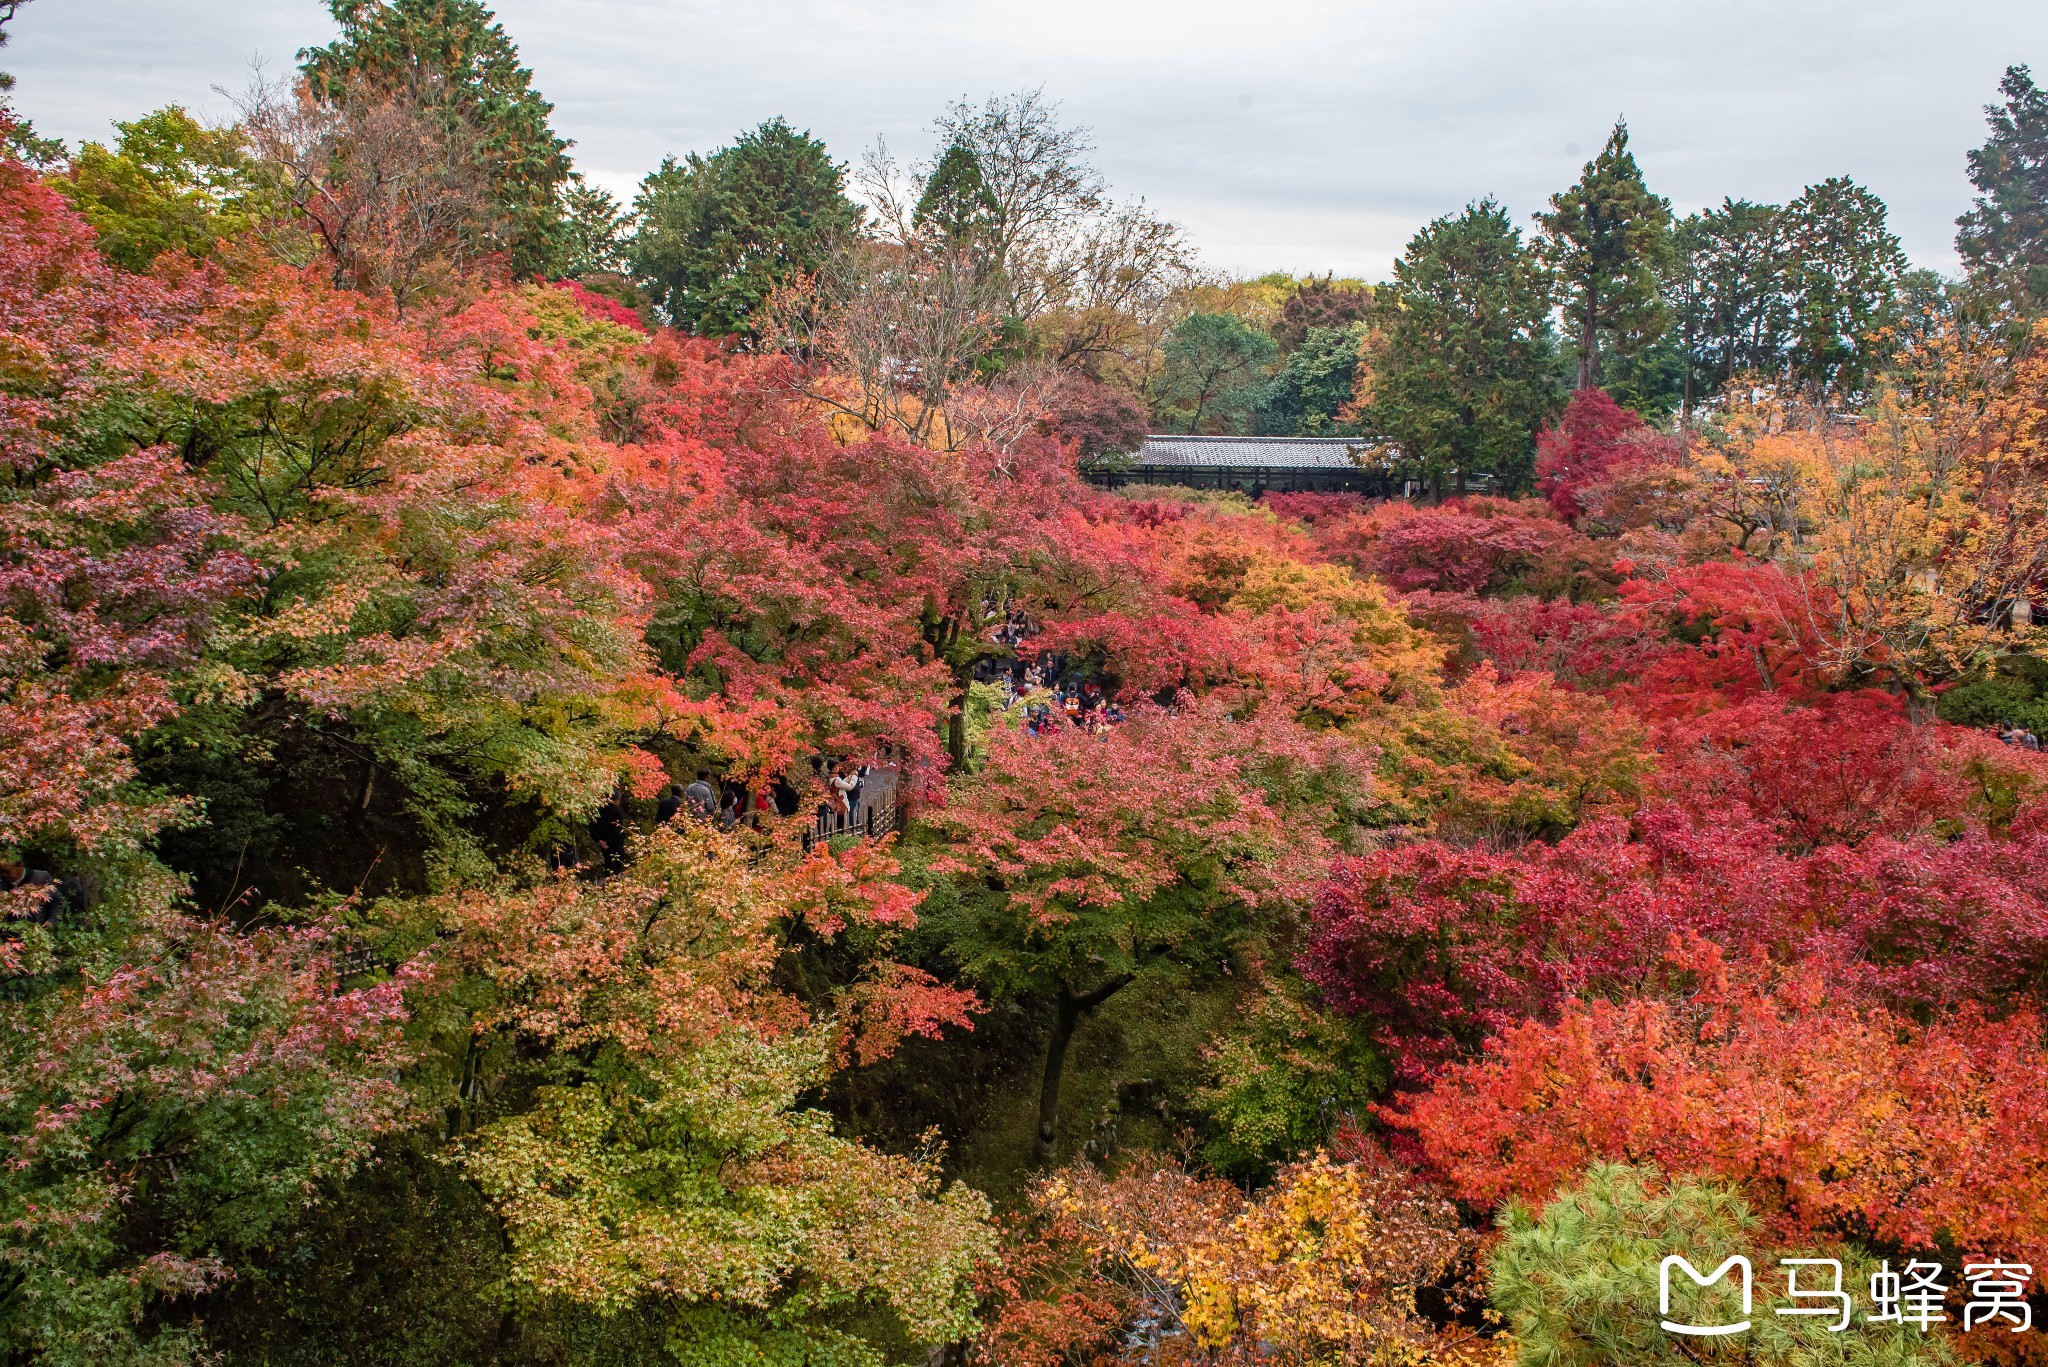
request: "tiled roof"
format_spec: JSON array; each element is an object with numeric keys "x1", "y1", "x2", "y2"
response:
[{"x1": 1133, "y1": 435, "x2": 1387, "y2": 469}]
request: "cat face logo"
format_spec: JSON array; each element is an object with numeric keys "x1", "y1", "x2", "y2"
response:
[{"x1": 1660, "y1": 1255, "x2": 1753, "y2": 1336}]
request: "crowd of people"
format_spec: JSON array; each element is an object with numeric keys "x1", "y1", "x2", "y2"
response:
[
  {"x1": 574, "y1": 596, "x2": 1121, "y2": 876},
  {"x1": 1015, "y1": 676, "x2": 1127, "y2": 737},
  {"x1": 652, "y1": 768, "x2": 790, "y2": 829},
  {"x1": 975, "y1": 599, "x2": 1132, "y2": 740},
  {"x1": 583, "y1": 753, "x2": 901, "y2": 873},
  {"x1": 988, "y1": 599, "x2": 1035, "y2": 651},
  {"x1": 1997, "y1": 722, "x2": 2044, "y2": 750},
  {"x1": 981, "y1": 655, "x2": 1129, "y2": 739},
  {"x1": 586, "y1": 769, "x2": 797, "y2": 872}
]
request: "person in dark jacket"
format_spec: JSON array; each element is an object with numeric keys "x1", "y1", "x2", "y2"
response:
[
  {"x1": 588, "y1": 795, "x2": 628, "y2": 875},
  {"x1": 1, "y1": 849, "x2": 74, "y2": 927}
]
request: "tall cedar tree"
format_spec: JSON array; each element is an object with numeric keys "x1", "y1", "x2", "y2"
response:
[
  {"x1": 1536, "y1": 119, "x2": 1673, "y2": 390},
  {"x1": 1672, "y1": 199, "x2": 1787, "y2": 400},
  {"x1": 1366, "y1": 199, "x2": 1562, "y2": 495},
  {"x1": 630, "y1": 118, "x2": 862, "y2": 341},
  {"x1": 553, "y1": 178, "x2": 629, "y2": 276},
  {"x1": 301, "y1": 0, "x2": 572, "y2": 276},
  {"x1": 1664, "y1": 213, "x2": 1706, "y2": 421},
  {"x1": 1781, "y1": 176, "x2": 1906, "y2": 400},
  {"x1": 1958, "y1": 64, "x2": 2048, "y2": 318}
]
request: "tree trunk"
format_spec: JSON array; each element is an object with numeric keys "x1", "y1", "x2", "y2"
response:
[
  {"x1": 1035, "y1": 976, "x2": 1133, "y2": 1166},
  {"x1": 1679, "y1": 302, "x2": 1695, "y2": 431},
  {"x1": 1578, "y1": 299, "x2": 1598, "y2": 390},
  {"x1": 948, "y1": 689, "x2": 969, "y2": 768}
]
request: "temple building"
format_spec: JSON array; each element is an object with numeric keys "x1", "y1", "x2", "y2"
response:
[{"x1": 1083, "y1": 434, "x2": 1487, "y2": 499}]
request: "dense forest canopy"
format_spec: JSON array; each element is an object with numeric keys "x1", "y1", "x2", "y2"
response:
[{"x1": 6, "y1": 2, "x2": 2048, "y2": 1364}]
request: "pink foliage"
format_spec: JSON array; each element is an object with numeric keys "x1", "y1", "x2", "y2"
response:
[
  {"x1": 931, "y1": 697, "x2": 1363, "y2": 923},
  {"x1": 1302, "y1": 841, "x2": 1556, "y2": 1087},
  {"x1": 1616, "y1": 558, "x2": 1839, "y2": 714},
  {"x1": 1318, "y1": 497, "x2": 1581, "y2": 597},
  {"x1": 8, "y1": 913, "x2": 424, "y2": 1297},
  {"x1": 0, "y1": 158, "x2": 260, "y2": 851},
  {"x1": 1305, "y1": 757, "x2": 2048, "y2": 1089},
  {"x1": 551, "y1": 277, "x2": 650, "y2": 332},
  {"x1": 1464, "y1": 595, "x2": 1659, "y2": 687},
  {"x1": 1038, "y1": 372, "x2": 1150, "y2": 461},
  {"x1": 1650, "y1": 690, "x2": 1967, "y2": 851},
  {"x1": 1393, "y1": 938, "x2": 2048, "y2": 1255},
  {"x1": 1260, "y1": 491, "x2": 1368, "y2": 526},
  {"x1": 1031, "y1": 605, "x2": 1249, "y2": 698},
  {"x1": 609, "y1": 396, "x2": 1095, "y2": 800},
  {"x1": 837, "y1": 962, "x2": 981, "y2": 1067},
  {"x1": 1117, "y1": 499, "x2": 1189, "y2": 529}
]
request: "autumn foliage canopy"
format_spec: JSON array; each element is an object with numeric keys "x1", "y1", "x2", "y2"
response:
[{"x1": 7, "y1": 27, "x2": 2048, "y2": 1367}]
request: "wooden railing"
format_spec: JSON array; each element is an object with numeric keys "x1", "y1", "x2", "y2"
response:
[{"x1": 804, "y1": 783, "x2": 900, "y2": 849}]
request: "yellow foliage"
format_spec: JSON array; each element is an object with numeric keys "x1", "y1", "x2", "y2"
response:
[
  {"x1": 1037, "y1": 1153, "x2": 1504, "y2": 1366},
  {"x1": 1700, "y1": 321, "x2": 2048, "y2": 691}
]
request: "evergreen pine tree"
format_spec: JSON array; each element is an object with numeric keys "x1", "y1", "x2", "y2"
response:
[
  {"x1": 1536, "y1": 119, "x2": 1674, "y2": 390},
  {"x1": 301, "y1": 0, "x2": 573, "y2": 276},
  {"x1": 1674, "y1": 199, "x2": 1789, "y2": 400},
  {"x1": 1782, "y1": 176, "x2": 1906, "y2": 400},
  {"x1": 1366, "y1": 199, "x2": 1563, "y2": 494},
  {"x1": 913, "y1": 140, "x2": 999, "y2": 247},
  {"x1": 1957, "y1": 64, "x2": 2048, "y2": 317},
  {"x1": 1155, "y1": 311, "x2": 1278, "y2": 433},
  {"x1": 1257, "y1": 323, "x2": 1368, "y2": 436},
  {"x1": 629, "y1": 119, "x2": 861, "y2": 341},
  {"x1": 1491, "y1": 1165, "x2": 1958, "y2": 1366}
]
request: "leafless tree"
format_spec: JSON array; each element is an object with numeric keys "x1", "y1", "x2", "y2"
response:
[
  {"x1": 830, "y1": 91, "x2": 1198, "y2": 446},
  {"x1": 947, "y1": 359, "x2": 1071, "y2": 464},
  {"x1": 769, "y1": 239, "x2": 1000, "y2": 449},
  {"x1": 236, "y1": 72, "x2": 498, "y2": 311},
  {"x1": 856, "y1": 91, "x2": 1196, "y2": 339},
  {"x1": 1041, "y1": 202, "x2": 1203, "y2": 368}
]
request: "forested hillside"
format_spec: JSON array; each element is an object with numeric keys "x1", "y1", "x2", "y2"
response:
[{"x1": 6, "y1": 2, "x2": 2048, "y2": 1364}]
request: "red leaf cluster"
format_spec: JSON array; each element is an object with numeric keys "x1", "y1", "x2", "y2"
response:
[
  {"x1": 1395, "y1": 936, "x2": 2048, "y2": 1257},
  {"x1": 1533, "y1": 386, "x2": 1680, "y2": 524}
]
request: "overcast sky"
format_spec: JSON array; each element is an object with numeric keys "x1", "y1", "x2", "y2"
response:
[{"x1": 7, "y1": 0, "x2": 2044, "y2": 279}]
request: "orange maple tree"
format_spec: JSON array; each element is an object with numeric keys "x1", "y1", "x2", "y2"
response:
[{"x1": 1396, "y1": 935, "x2": 2048, "y2": 1257}]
